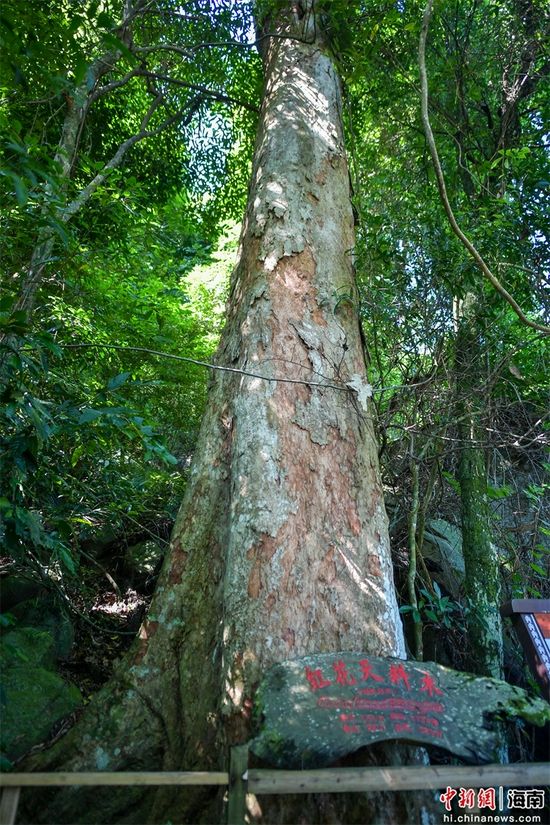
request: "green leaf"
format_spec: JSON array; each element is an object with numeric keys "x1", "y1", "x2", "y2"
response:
[
  {"x1": 0, "y1": 170, "x2": 28, "y2": 206},
  {"x1": 71, "y1": 444, "x2": 85, "y2": 466},
  {"x1": 101, "y1": 32, "x2": 136, "y2": 63},
  {"x1": 442, "y1": 471, "x2": 461, "y2": 492},
  {"x1": 54, "y1": 519, "x2": 73, "y2": 540},
  {"x1": 487, "y1": 483, "x2": 512, "y2": 500},
  {"x1": 58, "y1": 545, "x2": 76, "y2": 574},
  {"x1": 32, "y1": 332, "x2": 62, "y2": 357},
  {"x1": 2, "y1": 642, "x2": 28, "y2": 662},
  {"x1": 26, "y1": 510, "x2": 43, "y2": 546},
  {"x1": 0, "y1": 754, "x2": 14, "y2": 771},
  {"x1": 72, "y1": 54, "x2": 89, "y2": 86},
  {"x1": 97, "y1": 11, "x2": 114, "y2": 28},
  {"x1": 68, "y1": 14, "x2": 86, "y2": 35},
  {"x1": 107, "y1": 372, "x2": 131, "y2": 391},
  {"x1": 79, "y1": 408, "x2": 102, "y2": 423},
  {"x1": 25, "y1": 403, "x2": 49, "y2": 442}
]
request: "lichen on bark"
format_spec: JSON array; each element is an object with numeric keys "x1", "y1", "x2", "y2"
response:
[{"x1": 455, "y1": 292, "x2": 504, "y2": 680}]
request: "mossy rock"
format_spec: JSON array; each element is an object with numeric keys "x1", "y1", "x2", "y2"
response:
[
  {"x1": 1, "y1": 627, "x2": 57, "y2": 671},
  {"x1": 10, "y1": 596, "x2": 74, "y2": 660},
  {"x1": 0, "y1": 659, "x2": 82, "y2": 760},
  {"x1": 127, "y1": 539, "x2": 163, "y2": 575},
  {"x1": 0, "y1": 575, "x2": 47, "y2": 612}
]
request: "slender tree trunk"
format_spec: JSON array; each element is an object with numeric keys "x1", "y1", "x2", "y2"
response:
[
  {"x1": 455, "y1": 293, "x2": 503, "y2": 679},
  {"x1": 11, "y1": 5, "x2": 139, "y2": 320},
  {"x1": 22, "y1": 5, "x2": 436, "y2": 823}
]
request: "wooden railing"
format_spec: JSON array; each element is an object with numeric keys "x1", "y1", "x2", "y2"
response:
[{"x1": 1, "y1": 756, "x2": 548, "y2": 825}]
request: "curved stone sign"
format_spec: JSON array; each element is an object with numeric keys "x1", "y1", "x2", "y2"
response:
[{"x1": 251, "y1": 653, "x2": 550, "y2": 769}]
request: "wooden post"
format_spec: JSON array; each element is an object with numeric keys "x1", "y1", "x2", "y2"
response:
[
  {"x1": 227, "y1": 746, "x2": 248, "y2": 825},
  {"x1": 0, "y1": 788, "x2": 20, "y2": 825}
]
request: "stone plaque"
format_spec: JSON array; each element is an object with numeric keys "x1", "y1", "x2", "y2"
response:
[{"x1": 251, "y1": 653, "x2": 550, "y2": 769}]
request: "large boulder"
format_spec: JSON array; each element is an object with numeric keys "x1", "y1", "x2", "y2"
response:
[
  {"x1": 0, "y1": 628, "x2": 83, "y2": 762},
  {"x1": 126, "y1": 539, "x2": 164, "y2": 576},
  {"x1": 0, "y1": 574, "x2": 47, "y2": 612},
  {"x1": 10, "y1": 595, "x2": 74, "y2": 660},
  {"x1": 79, "y1": 524, "x2": 117, "y2": 559}
]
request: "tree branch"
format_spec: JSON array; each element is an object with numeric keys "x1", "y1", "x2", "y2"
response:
[
  {"x1": 132, "y1": 70, "x2": 259, "y2": 112},
  {"x1": 89, "y1": 68, "x2": 143, "y2": 103},
  {"x1": 60, "y1": 343, "x2": 447, "y2": 397},
  {"x1": 134, "y1": 44, "x2": 193, "y2": 59},
  {"x1": 60, "y1": 98, "x2": 204, "y2": 223},
  {"x1": 61, "y1": 343, "x2": 348, "y2": 391},
  {"x1": 419, "y1": 0, "x2": 550, "y2": 335}
]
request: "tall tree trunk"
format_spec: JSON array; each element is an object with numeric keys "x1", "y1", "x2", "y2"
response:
[
  {"x1": 455, "y1": 292, "x2": 503, "y2": 679},
  {"x1": 22, "y1": 5, "x2": 434, "y2": 823}
]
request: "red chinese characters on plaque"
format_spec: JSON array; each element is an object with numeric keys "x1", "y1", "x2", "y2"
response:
[
  {"x1": 250, "y1": 652, "x2": 549, "y2": 769},
  {"x1": 308, "y1": 657, "x2": 445, "y2": 743}
]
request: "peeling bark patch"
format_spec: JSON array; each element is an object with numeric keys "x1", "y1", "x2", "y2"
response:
[
  {"x1": 127, "y1": 638, "x2": 148, "y2": 668},
  {"x1": 260, "y1": 533, "x2": 279, "y2": 564},
  {"x1": 265, "y1": 593, "x2": 277, "y2": 612},
  {"x1": 318, "y1": 548, "x2": 337, "y2": 584},
  {"x1": 247, "y1": 534, "x2": 281, "y2": 598},
  {"x1": 127, "y1": 620, "x2": 158, "y2": 668},
  {"x1": 282, "y1": 627, "x2": 295, "y2": 650},
  {"x1": 368, "y1": 555, "x2": 381, "y2": 576},
  {"x1": 293, "y1": 395, "x2": 336, "y2": 445},
  {"x1": 281, "y1": 544, "x2": 298, "y2": 593},
  {"x1": 315, "y1": 168, "x2": 327, "y2": 186},
  {"x1": 347, "y1": 503, "x2": 361, "y2": 536},
  {"x1": 168, "y1": 552, "x2": 187, "y2": 586},
  {"x1": 144, "y1": 619, "x2": 159, "y2": 637},
  {"x1": 248, "y1": 557, "x2": 262, "y2": 599},
  {"x1": 272, "y1": 249, "x2": 327, "y2": 330}
]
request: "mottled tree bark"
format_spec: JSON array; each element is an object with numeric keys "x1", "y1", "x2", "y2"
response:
[
  {"x1": 455, "y1": 293, "x2": 503, "y2": 680},
  {"x1": 22, "y1": 6, "x2": 435, "y2": 824}
]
